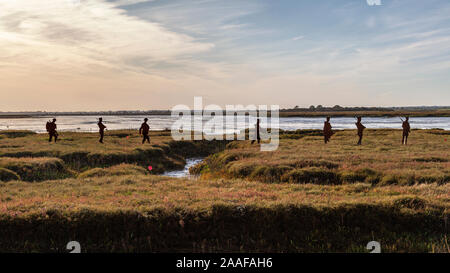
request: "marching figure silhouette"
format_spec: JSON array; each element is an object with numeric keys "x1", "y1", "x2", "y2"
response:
[
  {"x1": 355, "y1": 116, "x2": 366, "y2": 145},
  {"x1": 139, "y1": 118, "x2": 150, "y2": 144},
  {"x1": 46, "y1": 118, "x2": 58, "y2": 143},
  {"x1": 98, "y1": 117, "x2": 106, "y2": 143},
  {"x1": 323, "y1": 117, "x2": 333, "y2": 144},
  {"x1": 251, "y1": 118, "x2": 261, "y2": 144},
  {"x1": 401, "y1": 116, "x2": 411, "y2": 145}
]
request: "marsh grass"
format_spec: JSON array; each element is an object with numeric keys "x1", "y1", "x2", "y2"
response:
[
  {"x1": 0, "y1": 130, "x2": 228, "y2": 180},
  {"x1": 0, "y1": 168, "x2": 20, "y2": 182},
  {"x1": 0, "y1": 176, "x2": 448, "y2": 252},
  {"x1": 0, "y1": 157, "x2": 74, "y2": 182},
  {"x1": 196, "y1": 129, "x2": 449, "y2": 186},
  {"x1": 0, "y1": 128, "x2": 448, "y2": 252},
  {"x1": 0, "y1": 130, "x2": 36, "y2": 139},
  {"x1": 78, "y1": 164, "x2": 148, "y2": 178}
]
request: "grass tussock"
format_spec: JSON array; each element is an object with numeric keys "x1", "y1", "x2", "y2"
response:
[
  {"x1": 281, "y1": 167, "x2": 340, "y2": 185},
  {"x1": 0, "y1": 168, "x2": 20, "y2": 182},
  {"x1": 0, "y1": 157, "x2": 74, "y2": 182},
  {"x1": 393, "y1": 196, "x2": 427, "y2": 210},
  {"x1": 78, "y1": 164, "x2": 149, "y2": 179}
]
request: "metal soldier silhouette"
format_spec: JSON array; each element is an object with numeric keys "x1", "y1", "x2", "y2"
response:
[
  {"x1": 46, "y1": 118, "x2": 58, "y2": 143},
  {"x1": 323, "y1": 117, "x2": 333, "y2": 144},
  {"x1": 355, "y1": 116, "x2": 366, "y2": 145},
  {"x1": 139, "y1": 118, "x2": 150, "y2": 144},
  {"x1": 401, "y1": 116, "x2": 411, "y2": 145},
  {"x1": 98, "y1": 117, "x2": 106, "y2": 143},
  {"x1": 251, "y1": 118, "x2": 261, "y2": 144}
]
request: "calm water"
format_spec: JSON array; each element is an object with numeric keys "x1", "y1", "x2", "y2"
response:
[
  {"x1": 0, "y1": 115, "x2": 449, "y2": 133},
  {"x1": 162, "y1": 158, "x2": 204, "y2": 178}
]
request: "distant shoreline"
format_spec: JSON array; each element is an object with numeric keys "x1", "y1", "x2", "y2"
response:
[
  {"x1": 279, "y1": 110, "x2": 450, "y2": 118},
  {"x1": 1, "y1": 110, "x2": 450, "y2": 118},
  {"x1": 0, "y1": 115, "x2": 33, "y2": 119}
]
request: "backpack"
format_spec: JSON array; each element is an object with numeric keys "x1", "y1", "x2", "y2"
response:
[{"x1": 46, "y1": 121, "x2": 51, "y2": 132}]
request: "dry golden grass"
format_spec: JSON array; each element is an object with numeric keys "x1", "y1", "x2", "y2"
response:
[
  {"x1": 0, "y1": 175, "x2": 448, "y2": 253},
  {"x1": 0, "y1": 175, "x2": 449, "y2": 217},
  {"x1": 0, "y1": 130, "x2": 172, "y2": 156},
  {"x1": 0, "y1": 130, "x2": 227, "y2": 177},
  {"x1": 198, "y1": 129, "x2": 450, "y2": 185},
  {"x1": 0, "y1": 129, "x2": 448, "y2": 252}
]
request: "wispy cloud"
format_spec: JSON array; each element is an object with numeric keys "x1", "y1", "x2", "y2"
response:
[
  {"x1": 0, "y1": 0, "x2": 213, "y2": 76},
  {"x1": 0, "y1": 0, "x2": 449, "y2": 110},
  {"x1": 292, "y1": 35, "x2": 304, "y2": 41},
  {"x1": 112, "y1": 0, "x2": 154, "y2": 6}
]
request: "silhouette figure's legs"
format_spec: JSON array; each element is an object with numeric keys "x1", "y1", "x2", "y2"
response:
[
  {"x1": 142, "y1": 134, "x2": 150, "y2": 144},
  {"x1": 49, "y1": 133, "x2": 57, "y2": 142},
  {"x1": 358, "y1": 133, "x2": 363, "y2": 145},
  {"x1": 404, "y1": 135, "x2": 408, "y2": 145},
  {"x1": 99, "y1": 132, "x2": 104, "y2": 143}
]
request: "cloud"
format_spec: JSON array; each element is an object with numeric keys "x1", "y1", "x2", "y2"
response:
[
  {"x1": 0, "y1": 0, "x2": 449, "y2": 111},
  {"x1": 112, "y1": 0, "x2": 153, "y2": 6},
  {"x1": 292, "y1": 35, "x2": 304, "y2": 41},
  {"x1": 0, "y1": 0, "x2": 214, "y2": 76}
]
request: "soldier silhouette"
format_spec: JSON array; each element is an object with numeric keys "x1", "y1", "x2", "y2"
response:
[
  {"x1": 139, "y1": 118, "x2": 150, "y2": 144},
  {"x1": 401, "y1": 116, "x2": 411, "y2": 145},
  {"x1": 46, "y1": 118, "x2": 58, "y2": 143},
  {"x1": 251, "y1": 118, "x2": 261, "y2": 144},
  {"x1": 323, "y1": 116, "x2": 333, "y2": 144},
  {"x1": 98, "y1": 117, "x2": 106, "y2": 143},
  {"x1": 355, "y1": 116, "x2": 366, "y2": 145}
]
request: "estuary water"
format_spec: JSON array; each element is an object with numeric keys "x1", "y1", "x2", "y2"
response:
[
  {"x1": 0, "y1": 115, "x2": 449, "y2": 133},
  {"x1": 162, "y1": 158, "x2": 204, "y2": 178}
]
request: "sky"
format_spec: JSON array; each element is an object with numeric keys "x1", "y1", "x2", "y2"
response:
[{"x1": 0, "y1": 0, "x2": 449, "y2": 111}]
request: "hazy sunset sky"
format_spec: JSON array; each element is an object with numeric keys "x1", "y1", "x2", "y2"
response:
[{"x1": 0, "y1": 0, "x2": 449, "y2": 111}]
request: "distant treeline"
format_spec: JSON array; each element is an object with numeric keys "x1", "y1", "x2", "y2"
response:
[
  {"x1": 280, "y1": 105, "x2": 450, "y2": 112},
  {"x1": 279, "y1": 106, "x2": 450, "y2": 117},
  {"x1": 0, "y1": 106, "x2": 449, "y2": 118}
]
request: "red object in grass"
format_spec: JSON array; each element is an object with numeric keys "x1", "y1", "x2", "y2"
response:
[
  {"x1": 126, "y1": 136, "x2": 129, "y2": 139},
  {"x1": 148, "y1": 166, "x2": 153, "y2": 171}
]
